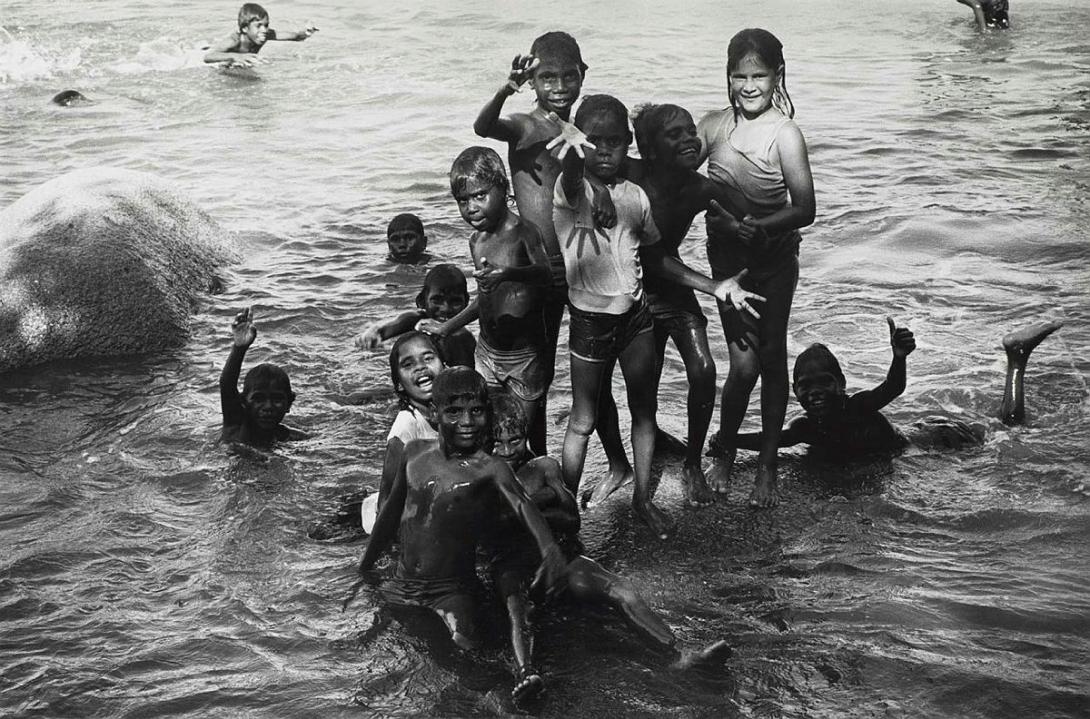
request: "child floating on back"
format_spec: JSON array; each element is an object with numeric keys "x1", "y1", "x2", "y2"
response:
[{"x1": 204, "y1": 3, "x2": 317, "y2": 68}]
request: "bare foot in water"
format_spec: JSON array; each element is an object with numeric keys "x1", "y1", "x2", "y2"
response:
[
  {"x1": 671, "y1": 639, "x2": 733, "y2": 670},
  {"x1": 511, "y1": 666, "x2": 545, "y2": 703},
  {"x1": 706, "y1": 447, "x2": 736, "y2": 494},
  {"x1": 681, "y1": 463, "x2": 715, "y2": 507},
  {"x1": 748, "y1": 465, "x2": 779, "y2": 508},
  {"x1": 633, "y1": 497, "x2": 674, "y2": 539},
  {"x1": 1002, "y1": 320, "x2": 1062, "y2": 365},
  {"x1": 583, "y1": 464, "x2": 634, "y2": 508}
]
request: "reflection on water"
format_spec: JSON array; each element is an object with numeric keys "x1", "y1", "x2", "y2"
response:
[{"x1": 2, "y1": 0, "x2": 1089, "y2": 717}]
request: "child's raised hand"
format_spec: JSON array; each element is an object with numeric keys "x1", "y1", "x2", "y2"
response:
[
  {"x1": 231, "y1": 307, "x2": 257, "y2": 348},
  {"x1": 714, "y1": 269, "x2": 765, "y2": 319},
  {"x1": 507, "y1": 53, "x2": 539, "y2": 91},
  {"x1": 544, "y1": 113, "x2": 596, "y2": 161},
  {"x1": 300, "y1": 24, "x2": 319, "y2": 38},
  {"x1": 354, "y1": 324, "x2": 382, "y2": 350},
  {"x1": 887, "y1": 317, "x2": 916, "y2": 359},
  {"x1": 706, "y1": 200, "x2": 740, "y2": 239}
]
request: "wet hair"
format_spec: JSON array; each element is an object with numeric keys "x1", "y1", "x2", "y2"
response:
[
  {"x1": 388, "y1": 331, "x2": 443, "y2": 408},
  {"x1": 432, "y1": 366, "x2": 489, "y2": 412},
  {"x1": 242, "y1": 362, "x2": 292, "y2": 396},
  {"x1": 530, "y1": 31, "x2": 588, "y2": 76},
  {"x1": 631, "y1": 103, "x2": 690, "y2": 163},
  {"x1": 415, "y1": 264, "x2": 469, "y2": 310},
  {"x1": 491, "y1": 392, "x2": 528, "y2": 438},
  {"x1": 386, "y1": 213, "x2": 424, "y2": 238},
  {"x1": 449, "y1": 146, "x2": 509, "y2": 198},
  {"x1": 793, "y1": 343, "x2": 845, "y2": 386},
  {"x1": 726, "y1": 28, "x2": 795, "y2": 119},
  {"x1": 238, "y1": 3, "x2": 269, "y2": 29},
  {"x1": 574, "y1": 94, "x2": 632, "y2": 142}
]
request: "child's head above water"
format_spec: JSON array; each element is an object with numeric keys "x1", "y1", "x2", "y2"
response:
[
  {"x1": 528, "y1": 31, "x2": 587, "y2": 116},
  {"x1": 450, "y1": 147, "x2": 510, "y2": 232},
  {"x1": 415, "y1": 264, "x2": 469, "y2": 323},
  {"x1": 241, "y1": 362, "x2": 295, "y2": 430},
  {"x1": 491, "y1": 392, "x2": 529, "y2": 465},
  {"x1": 238, "y1": 3, "x2": 270, "y2": 39},
  {"x1": 432, "y1": 367, "x2": 491, "y2": 452},
  {"x1": 386, "y1": 213, "x2": 427, "y2": 262},
  {"x1": 574, "y1": 94, "x2": 632, "y2": 182},
  {"x1": 632, "y1": 103, "x2": 700, "y2": 169},
  {"x1": 389, "y1": 331, "x2": 444, "y2": 409},
  {"x1": 792, "y1": 343, "x2": 846, "y2": 418},
  {"x1": 726, "y1": 28, "x2": 794, "y2": 119}
]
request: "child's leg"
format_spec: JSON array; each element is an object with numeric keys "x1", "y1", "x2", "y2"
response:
[
  {"x1": 749, "y1": 259, "x2": 798, "y2": 508},
  {"x1": 501, "y1": 591, "x2": 544, "y2": 700},
  {"x1": 1000, "y1": 320, "x2": 1062, "y2": 425},
  {"x1": 670, "y1": 324, "x2": 717, "y2": 506},
  {"x1": 585, "y1": 387, "x2": 636, "y2": 506},
  {"x1": 618, "y1": 331, "x2": 673, "y2": 539},
  {"x1": 708, "y1": 307, "x2": 760, "y2": 494},
  {"x1": 564, "y1": 556, "x2": 675, "y2": 650},
  {"x1": 432, "y1": 593, "x2": 481, "y2": 651},
  {"x1": 562, "y1": 356, "x2": 613, "y2": 495}
]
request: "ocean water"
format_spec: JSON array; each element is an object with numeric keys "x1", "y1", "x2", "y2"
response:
[{"x1": 2, "y1": 0, "x2": 1088, "y2": 717}]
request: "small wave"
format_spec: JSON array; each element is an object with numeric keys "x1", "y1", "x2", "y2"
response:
[
  {"x1": 107, "y1": 37, "x2": 206, "y2": 75},
  {"x1": 0, "y1": 26, "x2": 82, "y2": 84}
]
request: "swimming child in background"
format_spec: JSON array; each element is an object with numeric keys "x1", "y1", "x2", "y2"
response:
[
  {"x1": 957, "y1": 0, "x2": 1010, "y2": 30},
  {"x1": 584, "y1": 102, "x2": 762, "y2": 509},
  {"x1": 418, "y1": 147, "x2": 552, "y2": 455},
  {"x1": 485, "y1": 395, "x2": 732, "y2": 699},
  {"x1": 354, "y1": 263, "x2": 476, "y2": 368},
  {"x1": 385, "y1": 213, "x2": 429, "y2": 263},
  {"x1": 552, "y1": 95, "x2": 760, "y2": 539},
  {"x1": 357, "y1": 367, "x2": 567, "y2": 697},
  {"x1": 719, "y1": 319, "x2": 1061, "y2": 460},
  {"x1": 203, "y1": 3, "x2": 317, "y2": 68},
  {"x1": 220, "y1": 307, "x2": 307, "y2": 447},
  {"x1": 699, "y1": 28, "x2": 816, "y2": 509}
]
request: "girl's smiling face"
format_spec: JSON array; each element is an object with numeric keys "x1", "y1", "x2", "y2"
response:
[
  {"x1": 729, "y1": 52, "x2": 781, "y2": 118},
  {"x1": 394, "y1": 336, "x2": 444, "y2": 405}
]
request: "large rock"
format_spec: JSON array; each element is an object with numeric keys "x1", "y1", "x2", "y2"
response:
[{"x1": 0, "y1": 167, "x2": 239, "y2": 372}]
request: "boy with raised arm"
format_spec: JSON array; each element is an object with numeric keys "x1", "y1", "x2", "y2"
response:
[
  {"x1": 418, "y1": 147, "x2": 552, "y2": 454},
  {"x1": 204, "y1": 3, "x2": 317, "y2": 68},
  {"x1": 357, "y1": 367, "x2": 567, "y2": 696},
  {"x1": 220, "y1": 307, "x2": 306, "y2": 447}
]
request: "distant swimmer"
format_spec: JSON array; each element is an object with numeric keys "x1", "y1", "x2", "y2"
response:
[
  {"x1": 51, "y1": 90, "x2": 91, "y2": 106},
  {"x1": 957, "y1": 0, "x2": 1010, "y2": 31},
  {"x1": 203, "y1": 3, "x2": 317, "y2": 68},
  {"x1": 708, "y1": 319, "x2": 1062, "y2": 465}
]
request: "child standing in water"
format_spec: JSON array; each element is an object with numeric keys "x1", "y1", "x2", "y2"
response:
[
  {"x1": 699, "y1": 28, "x2": 816, "y2": 508},
  {"x1": 553, "y1": 95, "x2": 757, "y2": 538}
]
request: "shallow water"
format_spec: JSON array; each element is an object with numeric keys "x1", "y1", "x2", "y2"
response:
[{"x1": 2, "y1": 0, "x2": 1089, "y2": 717}]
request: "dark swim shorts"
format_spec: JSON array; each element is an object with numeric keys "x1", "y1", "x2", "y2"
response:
[
  {"x1": 645, "y1": 288, "x2": 708, "y2": 336},
  {"x1": 568, "y1": 296, "x2": 654, "y2": 364}
]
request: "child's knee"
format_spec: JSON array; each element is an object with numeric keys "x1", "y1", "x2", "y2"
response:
[{"x1": 567, "y1": 411, "x2": 597, "y2": 438}]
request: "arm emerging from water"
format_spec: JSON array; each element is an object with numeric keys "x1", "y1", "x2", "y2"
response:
[{"x1": 852, "y1": 318, "x2": 915, "y2": 413}]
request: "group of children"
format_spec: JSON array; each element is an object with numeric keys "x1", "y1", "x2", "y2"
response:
[{"x1": 211, "y1": 7, "x2": 1055, "y2": 704}]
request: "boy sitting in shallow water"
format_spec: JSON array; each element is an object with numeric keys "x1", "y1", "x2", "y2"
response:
[
  {"x1": 485, "y1": 394, "x2": 731, "y2": 699},
  {"x1": 357, "y1": 367, "x2": 567, "y2": 697},
  {"x1": 709, "y1": 319, "x2": 1061, "y2": 465},
  {"x1": 220, "y1": 307, "x2": 307, "y2": 447},
  {"x1": 204, "y1": 3, "x2": 317, "y2": 68}
]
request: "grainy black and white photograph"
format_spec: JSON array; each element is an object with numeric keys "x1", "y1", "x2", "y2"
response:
[{"x1": 1, "y1": 0, "x2": 1088, "y2": 716}]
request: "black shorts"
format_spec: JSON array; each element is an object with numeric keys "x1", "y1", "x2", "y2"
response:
[
  {"x1": 645, "y1": 289, "x2": 708, "y2": 337},
  {"x1": 568, "y1": 297, "x2": 653, "y2": 364}
]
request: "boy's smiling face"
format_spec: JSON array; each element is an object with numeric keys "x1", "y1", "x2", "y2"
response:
[
  {"x1": 242, "y1": 17, "x2": 269, "y2": 46},
  {"x1": 652, "y1": 110, "x2": 701, "y2": 170},
  {"x1": 493, "y1": 427, "x2": 527, "y2": 467},
  {"x1": 242, "y1": 379, "x2": 293, "y2": 430},
  {"x1": 422, "y1": 284, "x2": 467, "y2": 322},
  {"x1": 438, "y1": 394, "x2": 489, "y2": 454},
  {"x1": 529, "y1": 57, "x2": 583, "y2": 117},
  {"x1": 793, "y1": 363, "x2": 846, "y2": 420}
]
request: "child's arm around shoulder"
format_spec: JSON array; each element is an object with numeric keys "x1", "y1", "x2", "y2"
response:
[
  {"x1": 221, "y1": 307, "x2": 255, "y2": 430},
  {"x1": 474, "y1": 54, "x2": 539, "y2": 143},
  {"x1": 854, "y1": 318, "x2": 916, "y2": 413}
]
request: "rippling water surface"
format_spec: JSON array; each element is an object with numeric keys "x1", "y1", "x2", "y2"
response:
[{"x1": 2, "y1": 1, "x2": 1088, "y2": 717}]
